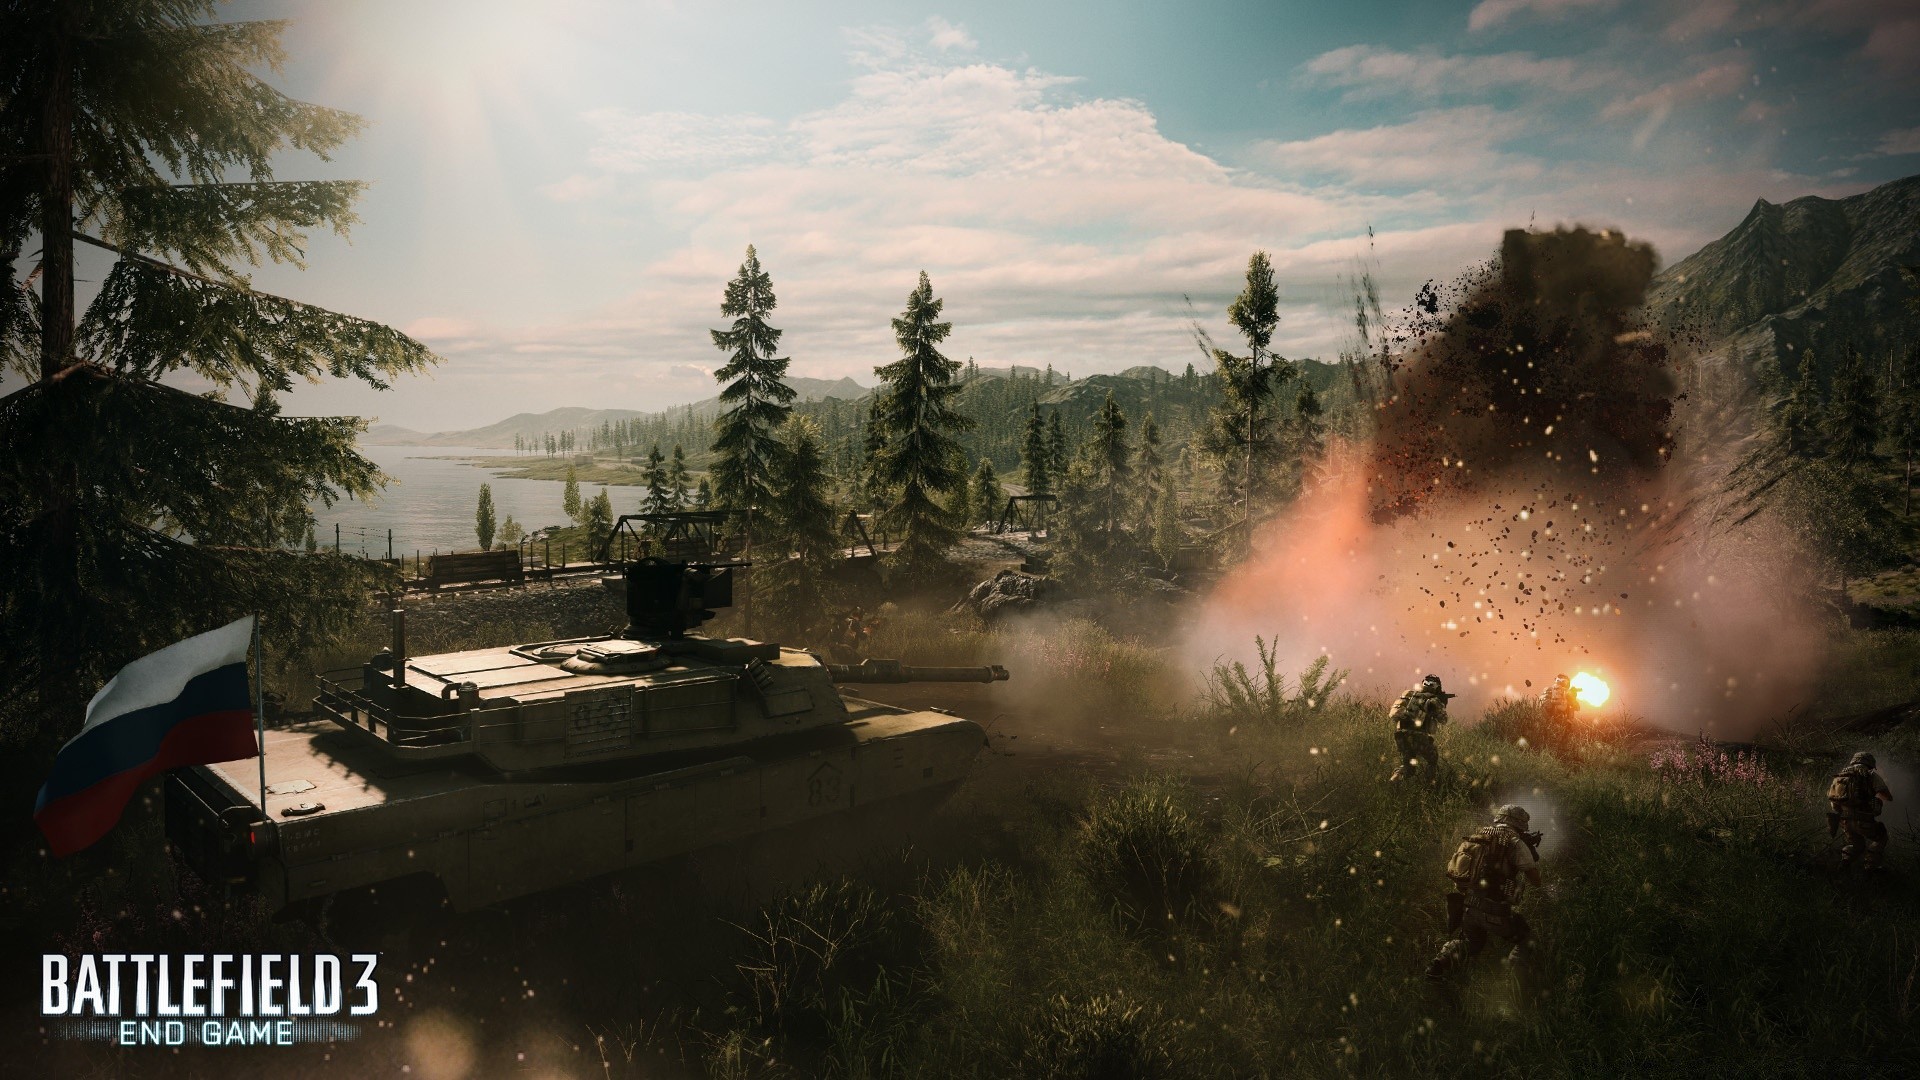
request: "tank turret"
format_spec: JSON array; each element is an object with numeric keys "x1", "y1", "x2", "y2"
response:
[{"x1": 166, "y1": 559, "x2": 1005, "y2": 914}]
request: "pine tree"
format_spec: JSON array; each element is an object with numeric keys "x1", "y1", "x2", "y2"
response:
[
  {"x1": 1047, "y1": 410, "x2": 1068, "y2": 479},
  {"x1": 643, "y1": 444, "x2": 673, "y2": 514},
  {"x1": 1203, "y1": 251, "x2": 1294, "y2": 530},
  {"x1": 872, "y1": 271, "x2": 974, "y2": 579},
  {"x1": 563, "y1": 465, "x2": 582, "y2": 522},
  {"x1": 760, "y1": 417, "x2": 841, "y2": 633},
  {"x1": 694, "y1": 478, "x2": 714, "y2": 510},
  {"x1": 585, "y1": 489, "x2": 614, "y2": 539},
  {"x1": 1021, "y1": 403, "x2": 1052, "y2": 496},
  {"x1": 1128, "y1": 409, "x2": 1159, "y2": 530},
  {"x1": 1089, "y1": 392, "x2": 1133, "y2": 534},
  {"x1": 1152, "y1": 487, "x2": 1183, "y2": 571},
  {"x1": 476, "y1": 484, "x2": 497, "y2": 550},
  {"x1": 1827, "y1": 346, "x2": 1880, "y2": 474},
  {"x1": 667, "y1": 445, "x2": 691, "y2": 509},
  {"x1": 709, "y1": 245, "x2": 796, "y2": 540},
  {"x1": 0, "y1": 2, "x2": 436, "y2": 724},
  {"x1": 971, "y1": 459, "x2": 1004, "y2": 528}
]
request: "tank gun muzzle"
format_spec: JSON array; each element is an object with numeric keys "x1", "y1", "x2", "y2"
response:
[{"x1": 825, "y1": 658, "x2": 1010, "y2": 684}]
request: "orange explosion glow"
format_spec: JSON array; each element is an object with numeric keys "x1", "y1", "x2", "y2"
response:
[{"x1": 1571, "y1": 672, "x2": 1610, "y2": 708}]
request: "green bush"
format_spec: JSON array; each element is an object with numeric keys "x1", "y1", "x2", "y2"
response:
[
  {"x1": 1016, "y1": 991, "x2": 1176, "y2": 1080},
  {"x1": 1076, "y1": 778, "x2": 1222, "y2": 935}
]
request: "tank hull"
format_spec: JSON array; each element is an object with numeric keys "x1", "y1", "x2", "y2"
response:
[{"x1": 166, "y1": 698, "x2": 982, "y2": 913}]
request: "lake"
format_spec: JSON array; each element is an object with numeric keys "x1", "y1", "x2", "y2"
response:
[{"x1": 309, "y1": 444, "x2": 629, "y2": 558}]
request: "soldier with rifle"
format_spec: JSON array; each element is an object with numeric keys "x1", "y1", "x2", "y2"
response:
[
  {"x1": 1389, "y1": 674, "x2": 1454, "y2": 783},
  {"x1": 1427, "y1": 804, "x2": 1544, "y2": 981}
]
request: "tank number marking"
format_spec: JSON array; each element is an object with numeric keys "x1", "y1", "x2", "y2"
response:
[{"x1": 807, "y1": 763, "x2": 843, "y2": 807}]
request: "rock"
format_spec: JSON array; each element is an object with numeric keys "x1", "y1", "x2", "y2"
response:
[{"x1": 961, "y1": 569, "x2": 1058, "y2": 622}]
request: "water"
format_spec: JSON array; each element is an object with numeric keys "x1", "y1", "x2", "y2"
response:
[{"x1": 308, "y1": 444, "x2": 627, "y2": 559}]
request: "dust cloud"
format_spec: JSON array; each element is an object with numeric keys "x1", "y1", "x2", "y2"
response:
[{"x1": 1189, "y1": 227, "x2": 1826, "y2": 734}]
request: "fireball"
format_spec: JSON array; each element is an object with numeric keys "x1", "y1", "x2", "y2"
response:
[{"x1": 1571, "y1": 671, "x2": 1610, "y2": 708}]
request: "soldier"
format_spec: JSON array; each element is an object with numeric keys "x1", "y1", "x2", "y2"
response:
[
  {"x1": 1389, "y1": 674, "x2": 1453, "y2": 782},
  {"x1": 1427, "y1": 804, "x2": 1543, "y2": 981},
  {"x1": 1827, "y1": 751, "x2": 1895, "y2": 872},
  {"x1": 1538, "y1": 673, "x2": 1577, "y2": 724}
]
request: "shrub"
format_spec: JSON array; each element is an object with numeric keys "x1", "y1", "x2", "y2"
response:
[
  {"x1": 1204, "y1": 638, "x2": 1346, "y2": 728},
  {"x1": 1075, "y1": 778, "x2": 1220, "y2": 935},
  {"x1": 732, "y1": 878, "x2": 900, "y2": 1042},
  {"x1": 1016, "y1": 991, "x2": 1176, "y2": 1080}
]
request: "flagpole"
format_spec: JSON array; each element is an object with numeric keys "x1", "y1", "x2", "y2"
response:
[{"x1": 252, "y1": 615, "x2": 267, "y2": 818}]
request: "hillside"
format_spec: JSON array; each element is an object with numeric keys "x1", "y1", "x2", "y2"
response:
[
  {"x1": 368, "y1": 375, "x2": 870, "y2": 447},
  {"x1": 1646, "y1": 172, "x2": 1920, "y2": 374}
]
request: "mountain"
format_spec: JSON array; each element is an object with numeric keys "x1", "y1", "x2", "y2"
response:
[
  {"x1": 372, "y1": 375, "x2": 872, "y2": 447},
  {"x1": 1645, "y1": 173, "x2": 1920, "y2": 375}
]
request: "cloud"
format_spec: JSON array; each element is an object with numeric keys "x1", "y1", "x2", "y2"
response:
[
  {"x1": 925, "y1": 15, "x2": 977, "y2": 52},
  {"x1": 582, "y1": 109, "x2": 787, "y2": 172},
  {"x1": 1468, "y1": 0, "x2": 1618, "y2": 33},
  {"x1": 1876, "y1": 126, "x2": 1920, "y2": 156},
  {"x1": 1599, "y1": 57, "x2": 1750, "y2": 121},
  {"x1": 1255, "y1": 107, "x2": 1540, "y2": 188},
  {"x1": 1300, "y1": 44, "x2": 1618, "y2": 100}
]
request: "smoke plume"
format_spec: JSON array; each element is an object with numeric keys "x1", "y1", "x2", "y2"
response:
[{"x1": 1190, "y1": 228, "x2": 1826, "y2": 734}]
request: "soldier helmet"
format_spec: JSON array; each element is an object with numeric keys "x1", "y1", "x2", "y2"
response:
[
  {"x1": 1493, "y1": 804, "x2": 1530, "y2": 828},
  {"x1": 1421, "y1": 674, "x2": 1444, "y2": 693},
  {"x1": 1553, "y1": 673, "x2": 1570, "y2": 686},
  {"x1": 1850, "y1": 751, "x2": 1876, "y2": 769}
]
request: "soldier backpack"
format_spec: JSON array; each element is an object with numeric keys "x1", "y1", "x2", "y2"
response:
[
  {"x1": 1390, "y1": 692, "x2": 1429, "y2": 732},
  {"x1": 1445, "y1": 828, "x2": 1511, "y2": 894},
  {"x1": 1827, "y1": 768, "x2": 1876, "y2": 814}
]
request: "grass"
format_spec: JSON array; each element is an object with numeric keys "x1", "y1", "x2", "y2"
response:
[
  {"x1": 641, "y1": 629, "x2": 1920, "y2": 1078},
  {"x1": 8, "y1": 603, "x2": 1918, "y2": 1077}
]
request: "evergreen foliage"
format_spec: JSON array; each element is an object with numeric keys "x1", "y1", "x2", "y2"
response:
[
  {"x1": 562, "y1": 464, "x2": 582, "y2": 522},
  {"x1": 643, "y1": 444, "x2": 673, "y2": 514},
  {"x1": 872, "y1": 272, "x2": 973, "y2": 579},
  {"x1": 0, "y1": 1, "x2": 435, "y2": 726},
  {"x1": 760, "y1": 417, "x2": 840, "y2": 635},
  {"x1": 667, "y1": 445, "x2": 691, "y2": 508},
  {"x1": 1088, "y1": 392, "x2": 1133, "y2": 534},
  {"x1": 475, "y1": 483, "x2": 496, "y2": 550},
  {"x1": 970, "y1": 458, "x2": 1004, "y2": 528},
  {"x1": 1022, "y1": 402, "x2": 1052, "y2": 496},
  {"x1": 709, "y1": 245, "x2": 795, "y2": 528},
  {"x1": 585, "y1": 488, "x2": 614, "y2": 541}
]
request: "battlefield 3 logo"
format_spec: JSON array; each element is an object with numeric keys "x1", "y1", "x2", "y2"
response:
[{"x1": 41, "y1": 954, "x2": 378, "y2": 1047}]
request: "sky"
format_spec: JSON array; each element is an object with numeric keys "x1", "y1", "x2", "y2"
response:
[{"x1": 46, "y1": 0, "x2": 1920, "y2": 431}]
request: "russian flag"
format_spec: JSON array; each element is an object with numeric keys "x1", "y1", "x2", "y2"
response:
[{"x1": 34, "y1": 617, "x2": 260, "y2": 857}]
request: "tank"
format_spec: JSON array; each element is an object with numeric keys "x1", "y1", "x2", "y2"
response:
[{"x1": 164, "y1": 558, "x2": 1007, "y2": 914}]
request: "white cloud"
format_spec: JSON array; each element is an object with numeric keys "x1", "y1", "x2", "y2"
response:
[
  {"x1": 1876, "y1": 126, "x2": 1920, "y2": 156},
  {"x1": 1468, "y1": 0, "x2": 1618, "y2": 33},
  {"x1": 1300, "y1": 44, "x2": 1618, "y2": 100},
  {"x1": 540, "y1": 173, "x2": 614, "y2": 202},
  {"x1": 582, "y1": 109, "x2": 786, "y2": 172},
  {"x1": 1599, "y1": 58, "x2": 1751, "y2": 121},
  {"x1": 926, "y1": 15, "x2": 977, "y2": 52},
  {"x1": 1256, "y1": 107, "x2": 1540, "y2": 188}
]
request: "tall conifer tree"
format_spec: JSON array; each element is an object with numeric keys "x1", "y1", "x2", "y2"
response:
[
  {"x1": 643, "y1": 445, "x2": 672, "y2": 514},
  {"x1": 873, "y1": 271, "x2": 973, "y2": 578},
  {"x1": 1021, "y1": 403, "x2": 1051, "y2": 496},
  {"x1": 0, "y1": 1, "x2": 436, "y2": 723},
  {"x1": 709, "y1": 245, "x2": 795, "y2": 539}
]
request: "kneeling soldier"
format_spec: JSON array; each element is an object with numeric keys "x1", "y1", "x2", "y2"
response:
[
  {"x1": 1828, "y1": 751, "x2": 1894, "y2": 872},
  {"x1": 1427, "y1": 804, "x2": 1543, "y2": 981}
]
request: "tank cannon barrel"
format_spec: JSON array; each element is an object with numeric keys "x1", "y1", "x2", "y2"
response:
[{"x1": 826, "y1": 659, "x2": 1009, "y2": 684}]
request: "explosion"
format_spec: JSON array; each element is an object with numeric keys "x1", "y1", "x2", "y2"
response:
[
  {"x1": 1570, "y1": 672, "x2": 1610, "y2": 708},
  {"x1": 1190, "y1": 226, "x2": 1827, "y2": 735}
]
